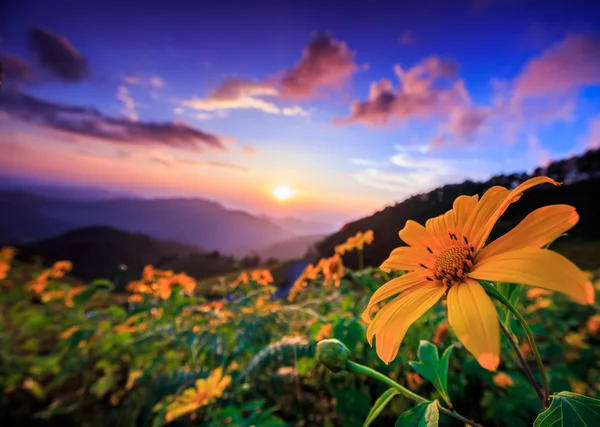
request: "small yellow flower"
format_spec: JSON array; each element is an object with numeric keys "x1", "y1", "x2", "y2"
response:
[
  {"x1": 320, "y1": 254, "x2": 345, "y2": 288},
  {"x1": 59, "y1": 325, "x2": 80, "y2": 339},
  {"x1": 586, "y1": 314, "x2": 600, "y2": 335},
  {"x1": 432, "y1": 321, "x2": 449, "y2": 344},
  {"x1": 316, "y1": 324, "x2": 334, "y2": 341},
  {"x1": 364, "y1": 177, "x2": 593, "y2": 371},
  {"x1": 164, "y1": 368, "x2": 231, "y2": 423},
  {"x1": 0, "y1": 247, "x2": 16, "y2": 280},
  {"x1": 492, "y1": 372, "x2": 514, "y2": 388},
  {"x1": 406, "y1": 372, "x2": 424, "y2": 391},
  {"x1": 526, "y1": 288, "x2": 551, "y2": 299}
]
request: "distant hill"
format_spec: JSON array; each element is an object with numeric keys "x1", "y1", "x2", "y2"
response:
[
  {"x1": 258, "y1": 215, "x2": 336, "y2": 236},
  {"x1": 14, "y1": 226, "x2": 217, "y2": 288},
  {"x1": 0, "y1": 192, "x2": 295, "y2": 254},
  {"x1": 315, "y1": 148, "x2": 600, "y2": 270},
  {"x1": 233, "y1": 233, "x2": 325, "y2": 261}
]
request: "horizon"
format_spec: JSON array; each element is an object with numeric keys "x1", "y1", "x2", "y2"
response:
[{"x1": 2, "y1": 0, "x2": 600, "y2": 226}]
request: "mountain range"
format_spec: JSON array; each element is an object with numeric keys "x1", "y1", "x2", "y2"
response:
[{"x1": 0, "y1": 187, "x2": 335, "y2": 255}]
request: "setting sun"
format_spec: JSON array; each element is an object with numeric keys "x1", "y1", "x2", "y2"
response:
[{"x1": 272, "y1": 185, "x2": 295, "y2": 201}]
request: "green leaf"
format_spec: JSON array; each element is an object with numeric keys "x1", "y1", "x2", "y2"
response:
[
  {"x1": 395, "y1": 401, "x2": 439, "y2": 427},
  {"x1": 534, "y1": 391, "x2": 600, "y2": 427},
  {"x1": 73, "y1": 280, "x2": 114, "y2": 306},
  {"x1": 363, "y1": 388, "x2": 399, "y2": 427},
  {"x1": 408, "y1": 341, "x2": 453, "y2": 407}
]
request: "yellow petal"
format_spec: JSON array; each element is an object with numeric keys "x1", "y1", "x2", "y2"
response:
[
  {"x1": 399, "y1": 220, "x2": 443, "y2": 252},
  {"x1": 477, "y1": 205, "x2": 578, "y2": 263},
  {"x1": 470, "y1": 177, "x2": 559, "y2": 251},
  {"x1": 425, "y1": 210, "x2": 456, "y2": 248},
  {"x1": 447, "y1": 279, "x2": 500, "y2": 371},
  {"x1": 361, "y1": 272, "x2": 431, "y2": 324},
  {"x1": 379, "y1": 246, "x2": 433, "y2": 273},
  {"x1": 469, "y1": 248, "x2": 594, "y2": 305},
  {"x1": 452, "y1": 194, "x2": 479, "y2": 237},
  {"x1": 164, "y1": 402, "x2": 201, "y2": 422},
  {"x1": 368, "y1": 283, "x2": 446, "y2": 364},
  {"x1": 462, "y1": 186, "x2": 511, "y2": 250}
]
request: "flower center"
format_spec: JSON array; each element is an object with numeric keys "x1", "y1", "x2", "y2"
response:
[{"x1": 431, "y1": 240, "x2": 474, "y2": 286}]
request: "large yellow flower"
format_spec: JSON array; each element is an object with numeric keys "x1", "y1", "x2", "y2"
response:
[
  {"x1": 164, "y1": 368, "x2": 231, "y2": 422},
  {"x1": 363, "y1": 177, "x2": 594, "y2": 371}
]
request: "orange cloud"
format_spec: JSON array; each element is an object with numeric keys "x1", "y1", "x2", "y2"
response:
[
  {"x1": 279, "y1": 33, "x2": 366, "y2": 99},
  {"x1": 336, "y1": 57, "x2": 465, "y2": 126},
  {"x1": 513, "y1": 34, "x2": 600, "y2": 99}
]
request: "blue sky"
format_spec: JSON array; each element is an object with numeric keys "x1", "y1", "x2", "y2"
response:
[{"x1": 1, "y1": 0, "x2": 600, "y2": 225}]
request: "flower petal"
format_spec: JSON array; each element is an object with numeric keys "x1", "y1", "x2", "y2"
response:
[
  {"x1": 425, "y1": 210, "x2": 456, "y2": 248},
  {"x1": 399, "y1": 220, "x2": 443, "y2": 252},
  {"x1": 362, "y1": 272, "x2": 431, "y2": 324},
  {"x1": 469, "y1": 248, "x2": 594, "y2": 305},
  {"x1": 368, "y1": 283, "x2": 446, "y2": 364},
  {"x1": 462, "y1": 186, "x2": 511, "y2": 250},
  {"x1": 447, "y1": 279, "x2": 500, "y2": 371},
  {"x1": 452, "y1": 194, "x2": 479, "y2": 237},
  {"x1": 380, "y1": 246, "x2": 433, "y2": 273},
  {"x1": 477, "y1": 205, "x2": 579, "y2": 263},
  {"x1": 469, "y1": 177, "x2": 559, "y2": 251}
]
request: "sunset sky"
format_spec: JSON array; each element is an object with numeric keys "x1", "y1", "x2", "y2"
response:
[{"x1": 1, "y1": 0, "x2": 599, "y2": 225}]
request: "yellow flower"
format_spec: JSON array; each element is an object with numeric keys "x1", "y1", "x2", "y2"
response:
[
  {"x1": 41, "y1": 289, "x2": 66, "y2": 303},
  {"x1": 316, "y1": 324, "x2": 334, "y2": 341},
  {"x1": 363, "y1": 177, "x2": 594, "y2": 371},
  {"x1": 0, "y1": 247, "x2": 16, "y2": 280},
  {"x1": 164, "y1": 368, "x2": 231, "y2": 423},
  {"x1": 320, "y1": 254, "x2": 345, "y2": 288},
  {"x1": 406, "y1": 372, "x2": 424, "y2": 391},
  {"x1": 492, "y1": 372, "x2": 514, "y2": 388},
  {"x1": 287, "y1": 263, "x2": 319, "y2": 301},
  {"x1": 251, "y1": 269, "x2": 274, "y2": 286},
  {"x1": 49, "y1": 261, "x2": 72, "y2": 278},
  {"x1": 586, "y1": 314, "x2": 600, "y2": 335},
  {"x1": 432, "y1": 321, "x2": 449, "y2": 344},
  {"x1": 59, "y1": 325, "x2": 80, "y2": 339}
]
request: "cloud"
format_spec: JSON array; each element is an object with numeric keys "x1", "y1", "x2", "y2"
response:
[
  {"x1": 399, "y1": 31, "x2": 416, "y2": 45},
  {"x1": 354, "y1": 147, "x2": 498, "y2": 196},
  {"x1": 0, "y1": 52, "x2": 35, "y2": 88},
  {"x1": 584, "y1": 116, "x2": 600, "y2": 149},
  {"x1": 242, "y1": 146, "x2": 257, "y2": 155},
  {"x1": 513, "y1": 34, "x2": 600, "y2": 99},
  {"x1": 149, "y1": 75, "x2": 165, "y2": 88},
  {"x1": 278, "y1": 33, "x2": 365, "y2": 99},
  {"x1": 0, "y1": 91, "x2": 233, "y2": 152},
  {"x1": 182, "y1": 78, "x2": 308, "y2": 116},
  {"x1": 28, "y1": 27, "x2": 89, "y2": 82},
  {"x1": 337, "y1": 56, "x2": 465, "y2": 127},
  {"x1": 116, "y1": 86, "x2": 138, "y2": 121},
  {"x1": 527, "y1": 135, "x2": 552, "y2": 166},
  {"x1": 148, "y1": 152, "x2": 250, "y2": 173}
]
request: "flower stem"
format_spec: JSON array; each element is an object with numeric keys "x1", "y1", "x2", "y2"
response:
[
  {"x1": 498, "y1": 318, "x2": 546, "y2": 408},
  {"x1": 481, "y1": 282, "x2": 550, "y2": 406},
  {"x1": 346, "y1": 361, "x2": 483, "y2": 427}
]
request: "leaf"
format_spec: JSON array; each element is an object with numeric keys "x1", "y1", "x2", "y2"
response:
[
  {"x1": 395, "y1": 401, "x2": 439, "y2": 427},
  {"x1": 73, "y1": 280, "x2": 114, "y2": 306},
  {"x1": 534, "y1": 391, "x2": 600, "y2": 427},
  {"x1": 363, "y1": 388, "x2": 400, "y2": 427},
  {"x1": 408, "y1": 341, "x2": 453, "y2": 407}
]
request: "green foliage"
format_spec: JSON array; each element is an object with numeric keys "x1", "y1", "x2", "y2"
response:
[
  {"x1": 395, "y1": 401, "x2": 439, "y2": 427},
  {"x1": 408, "y1": 341, "x2": 453, "y2": 407},
  {"x1": 534, "y1": 392, "x2": 600, "y2": 427},
  {"x1": 363, "y1": 388, "x2": 399, "y2": 427}
]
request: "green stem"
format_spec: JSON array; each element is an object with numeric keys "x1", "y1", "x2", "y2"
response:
[
  {"x1": 347, "y1": 361, "x2": 483, "y2": 427},
  {"x1": 498, "y1": 318, "x2": 546, "y2": 408},
  {"x1": 481, "y1": 282, "x2": 550, "y2": 406}
]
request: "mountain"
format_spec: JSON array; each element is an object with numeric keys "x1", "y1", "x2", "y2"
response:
[
  {"x1": 315, "y1": 148, "x2": 600, "y2": 270},
  {"x1": 14, "y1": 226, "x2": 241, "y2": 290},
  {"x1": 258, "y1": 215, "x2": 336, "y2": 236},
  {"x1": 0, "y1": 192, "x2": 295, "y2": 253},
  {"x1": 233, "y1": 233, "x2": 326, "y2": 261}
]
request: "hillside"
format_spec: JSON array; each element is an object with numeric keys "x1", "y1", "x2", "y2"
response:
[
  {"x1": 15, "y1": 226, "x2": 238, "y2": 289},
  {"x1": 0, "y1": 192, "x2": 295, "y2": 253},
  {"x1": 315, "y1": 148, "x2": 600, "y2": 270},
  {"x1": 231, "y1": 233, "x2": 325, "y2": 261}
]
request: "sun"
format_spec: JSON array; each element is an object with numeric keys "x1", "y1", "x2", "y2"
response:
[{"x1": 272, "y1": 185, "x2": 295, "y2": 201}]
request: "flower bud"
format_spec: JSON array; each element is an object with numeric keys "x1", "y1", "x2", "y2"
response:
[{"x1": 316, "y1": 339, "x2": 351, "y2": 373}]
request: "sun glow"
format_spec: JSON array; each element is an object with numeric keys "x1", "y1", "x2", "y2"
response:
[{"x1": 272, "y1": 185, "x2": 295, "y2": 201}]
